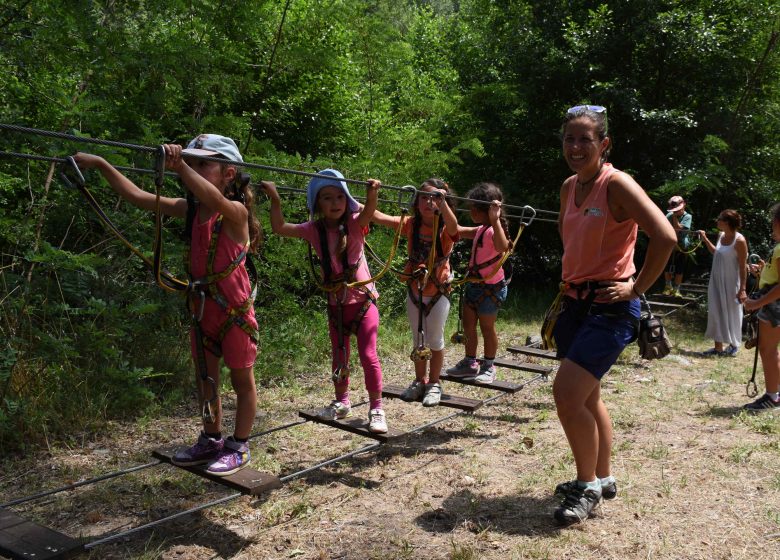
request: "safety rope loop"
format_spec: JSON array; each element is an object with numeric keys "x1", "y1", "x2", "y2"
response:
[{"x1": 59, "y1": 155, "x2": 86, "y2": 190}]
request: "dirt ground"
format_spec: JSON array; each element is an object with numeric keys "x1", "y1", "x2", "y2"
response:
[{"x1": 2, "y1": 321, "x2": 780, "y2": 560}]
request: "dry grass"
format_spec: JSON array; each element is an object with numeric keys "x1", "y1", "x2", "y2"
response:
[{"x1": 1, "y1": 310, "x2": 779, "y2": 559}]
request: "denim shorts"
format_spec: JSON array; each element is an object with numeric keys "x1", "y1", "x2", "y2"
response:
[
  {"x1": 757, "y1": 299, "x2": 780, "y2": 327},
  {"x1": 553, "y1": 297, "x2": 640, "y2": 379},
  {"x1": 464, "y1": 281, "x2": 508, "y2": 316}
]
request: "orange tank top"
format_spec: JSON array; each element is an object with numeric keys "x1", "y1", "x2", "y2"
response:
[{"x1": 561, "y1": 163, "x2": 637, "y2": 298}]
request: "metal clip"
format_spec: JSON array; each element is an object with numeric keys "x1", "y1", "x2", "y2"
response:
[
  {"x1": 201, "y1": 377, "x2": 219, "y2": 424},
  {"x1": 398, "y1": 185, "x2": 417, "y2": 212},
  {"x1": 59, "y1": 155, "x2": 85, "y2": 190},
  {"x1": 332, "y1": 365, "x2": 350, "y2": 384}
]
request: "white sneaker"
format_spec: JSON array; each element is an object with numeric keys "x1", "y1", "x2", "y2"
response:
[
  {"x1": 317, "y1": 400, "x2": 352, "y2": 421},
  {"x1": 474, "y1": 364, "x2": 496, "y2": 384},
  {"x1": 422, "y1": 382, "x2": 442, "y2": 407},
  {"x1": 400, "y1": 381, "x2": 425, "y2": 402},
  {"x1": 368, "y1": 408, "x2": 388, "y2": 433}
]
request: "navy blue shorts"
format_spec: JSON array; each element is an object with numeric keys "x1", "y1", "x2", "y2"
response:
[
  {"x1": 464, "y1": 281, "x2": 507, "y2": 315},
  {"x1": 553, "y1": 297, "x2": 640, "y2": 379}
]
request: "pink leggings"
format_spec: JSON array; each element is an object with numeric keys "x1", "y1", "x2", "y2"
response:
[{"x1": 328, "y1": 301, "x2": 383, "y2": 395}]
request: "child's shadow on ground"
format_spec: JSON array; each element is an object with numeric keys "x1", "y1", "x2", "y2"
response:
[{"x1": 414, "y1": 488, "x2": 562, "y2": 537}]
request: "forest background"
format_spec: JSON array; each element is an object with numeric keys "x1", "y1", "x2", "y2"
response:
[{"x1": 0, "y1": 0, "x2": 779, "y2": 452}]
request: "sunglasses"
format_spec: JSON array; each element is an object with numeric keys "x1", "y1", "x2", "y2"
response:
[{"x1": 567, "y1": 105, "x2": 607, "y2": 114}]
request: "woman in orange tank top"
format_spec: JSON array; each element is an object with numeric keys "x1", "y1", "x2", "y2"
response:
[{"x1": 551, "y1": 105, "x2": 676, "y2": 526}]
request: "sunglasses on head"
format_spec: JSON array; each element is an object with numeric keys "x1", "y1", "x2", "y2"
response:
[{"x1": 567, "y1": 105, "x2": 607, "y2": 114}]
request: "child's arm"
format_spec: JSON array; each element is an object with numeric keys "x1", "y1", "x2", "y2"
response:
[
  {"x1": 73, "y1": 152, "x2": 187, "y2": 218},
  {"x1": 735, "y1": 234, "x2": 748, "y2": 303},
  {"x1": 357, "y1": 179, "x2": 381, "y2": 228},
  {"x1": 458, "y1": 225, "x2": 479, "y2": 239},
  {"x1": 163, "y1": 144, "x2": 247, "y2": 228},
  {"x1": 371, "y1": 208, "x2": 402, "y2": 229},
  {"x1": 435, "y1": 191, "x2": 459, "y2": 237},
  {"x1": 259, "y1": 181, "x2": 306, "y2": 238},
  {"x1": 488, "y1": 201, "x2": 510, "y2": 253}
]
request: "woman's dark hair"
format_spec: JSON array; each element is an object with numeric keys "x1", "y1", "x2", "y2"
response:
[
  {"x1": 228, "y1": 169, "x2": 262, "y2": 254},
  {"x1": 561, "y1": 107, "x2": 611, "y2": 162},
  {"x1": 465, "y1": 182, "x2": 510, "y2": 240},
  {"x1": 718, "y1": 209, "x2": 742, "y2": 231}
]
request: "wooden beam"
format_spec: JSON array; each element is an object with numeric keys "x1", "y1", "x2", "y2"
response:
[
  {"x1": 506, "y1": 346, "x2": 560, "y2": 360},
  {"x1": 0, "y1": 508, "x2": 83, "y2": 560},
  {"x1": 298, "y1": 410, "x2": 403, "y2": 442},
  {"x1": 382, "y1": 384, "x2": 483, "y2": 411},
  {"x1": 153, "y1": 448, "x2": 282, "y2": 495}
]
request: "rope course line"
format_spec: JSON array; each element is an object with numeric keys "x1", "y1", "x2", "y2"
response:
[{"x1": 0, "y1": 124, "x2": 560, "y2": 219}]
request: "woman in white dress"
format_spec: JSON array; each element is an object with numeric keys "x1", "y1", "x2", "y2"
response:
[{"x1": 697, "y1": 209, "x2": 749, "y2": 356}]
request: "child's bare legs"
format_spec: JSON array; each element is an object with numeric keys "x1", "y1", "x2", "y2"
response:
[
  {"x1": 463, "y1": 304, "x2": 479, "y2": 357},
  {"x1": 478, "y1": 313, "x2": 499, "y2": 358},
  {"x1": 200, "y1": 351, "x2": 223, "y2": 435},
  {"x1": 429, "y1": 349, "x2": 444, "y2": 383},
  {"x1": 230, "y1": 366, "x2": 257, "y2": 440},
  {"x1": 758, "y1": 320, "x2": 780, "y2": 393}
]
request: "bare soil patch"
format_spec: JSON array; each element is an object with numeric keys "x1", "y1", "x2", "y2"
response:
[{"x1": 2, "y1": 323, "x2": 779, "y2": 560}]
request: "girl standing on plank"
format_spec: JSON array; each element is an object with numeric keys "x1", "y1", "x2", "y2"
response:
[
  {"x1": 76, "y1": 134, "x2": 260, "y2": 476},
  {"x1": 261, "y1": 171, "x2": 388, "y2": 433},
  {"x1": 372, "y1": 179, "x2": 459, "y2": 406}
]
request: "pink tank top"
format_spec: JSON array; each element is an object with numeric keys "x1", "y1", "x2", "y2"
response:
[
  {"x1": 469, "y1": 225, "x2": 505, "y2": 284},
  {"x1": 561, "y1": 163, "x2": 637, "y2": 298},
  {"x1": 190, "y1": 206, "x2": 255, "y2": 314},
  {"x1": 294, "y1": 213, "x2": 377, "y2": 305}
]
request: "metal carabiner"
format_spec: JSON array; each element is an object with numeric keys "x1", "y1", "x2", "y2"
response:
[
  {"x1": 518, "y1": 204, "x2": 537, "y2": 228},
  {"x1": 398, "y1": 185, "x2": 417, "y2": 212},
  {"x1": 201, "y1": 376, "x2": 219, "y2": 424},
  {"x1": 59, "y1": 155, "x2": 86, "y2": 190}
]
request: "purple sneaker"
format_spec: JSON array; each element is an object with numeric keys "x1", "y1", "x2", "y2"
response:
[
  {"x1": 171, "y1": 432, "x2": 223, "y2": 466},
  {"x1": 207, "y1": 437, "x2": 251, "y2": 477}
]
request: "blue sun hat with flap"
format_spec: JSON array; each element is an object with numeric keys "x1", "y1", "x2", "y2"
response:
[{"x1": 306, "y1": 169, "x2": 360, "y2": 215}]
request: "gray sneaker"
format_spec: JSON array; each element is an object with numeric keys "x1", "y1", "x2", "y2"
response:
[
  {"x1": 473, "y1": 364, "x2": 496, "y2": 384},
  {"x1": 555, "y1": 479, "x2": 617, "y2": 500},
  {"x1": 317, "y1": 400, "x2": 352, "y2": 420},
  {"x1": 446, "y1": 357, "x2": 479, "y2": 378},
  {"x1": 554, "y1": 484, "x2": 602, "y2": 526},
  {"x1": 422, "y1": 382, "x2": 442, "y2": 407},
  {"x1": 401, "y1": 380, "x2": 425, "y2": 402}
]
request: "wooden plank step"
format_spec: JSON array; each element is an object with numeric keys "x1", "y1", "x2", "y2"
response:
[
  {"x1": 298, "y1": 410, "x2": 403, "y2": 442},
  {"x1": 439, "y1": 372, "x2": 523, "y2": 393},
  {"x1": 382, "y1": 384, "x2": 483, "y2": 411},
  {"x1": 0, "y1": 508, "x2": 83, "y2": 560},
  {"x1": 506, "y1": 345, "x2": 560, "y2": 360},
  {"x1": 153, "y1": 447, "x2": 282, "y2": 495},
  {"x1": 492, "y1": 358, "x2": 554, "y2": 375}
]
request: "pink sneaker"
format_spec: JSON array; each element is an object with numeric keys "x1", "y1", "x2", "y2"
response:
[
  {"x1": 207, "y1": 437, "x2": 251, "y2": 477},
  {"x1": 172, "y1": 433, "x2": 223, "y2": 466}
]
